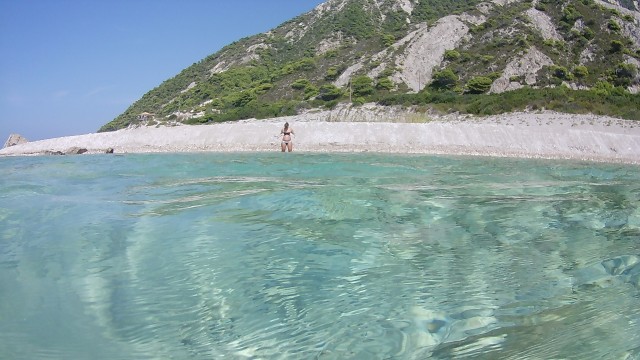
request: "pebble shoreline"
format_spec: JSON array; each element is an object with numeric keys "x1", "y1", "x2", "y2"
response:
[{"x1": 1, "y1": 111, "x2": 639, "y2": 164}]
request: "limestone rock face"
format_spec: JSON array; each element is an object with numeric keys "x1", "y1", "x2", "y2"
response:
[
  {"x1": 3, "y1": 134, "x2": 28, "y2": 148},
  {"x1": 490, "y1": 46, "x2": 553, "y2": 94}
]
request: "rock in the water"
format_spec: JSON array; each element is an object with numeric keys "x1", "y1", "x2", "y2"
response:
[
  {"x1": 105, "y1": 147, "x2": 114, "y2": 154},
  {"x1": 65, "y1": 147, "x2": 88, "y2": 155},
  {"x1": 3, "y1": 134, "x2": 28, "y2": 148},
  {"x1": 572, "y1": 255, "x2": 640, "y2": 290}
]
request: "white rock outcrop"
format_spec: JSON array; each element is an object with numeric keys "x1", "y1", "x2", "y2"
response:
[
  {"x1": 393, "y1": 15, "x2": 471, "y2": 92},
  {"x1": 3, "y1": 134, "x2": 28, "y2": 148},
  {"x1": 490, "y1": 46, "x2": 554, "y2": 93},
  {"x1": 526, "y1": 7, "x2": 562, "y2": 41}
]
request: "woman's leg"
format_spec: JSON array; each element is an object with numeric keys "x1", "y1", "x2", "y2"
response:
[
  {"x1": 281, "y1": 142, "x2": 286, "y2": 152},
  {"x1": 287, "y1": 142, "x2": 293, "y2": 152}
]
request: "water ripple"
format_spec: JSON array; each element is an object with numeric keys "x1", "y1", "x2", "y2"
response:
[{"x1": 1, "y1": 154, "x2": 639, "y2": 359}]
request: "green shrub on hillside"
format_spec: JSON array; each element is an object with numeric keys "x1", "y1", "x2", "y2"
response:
[
  {"x1": 382, "y1": 34, "x2": 396, "y2": 47},
  {"x1": 465, "y1": 76, "x2": 493, "y2": 94},
  {"x1": 376, "y1": 77, "x2": 394, "y2": 90},
  {"x1": 412, "y1": 0, "x2": 482, "y2": 23},
  {"x1": 610, "y1": 62, "x2": 638, "y2": 87},
  {"x1": 582, "y1": 27, "x2": 595, "y2": 40},
  {"x1": 292, "y1": 78, "x2": 311, "y2": 90},
  {"x1": 607, "y1": 19, "x2": 621, "y2": 32},
  {"x1": 379, "y1": 87, "x2": 640, "y2": 120},
  {"x1": 318, "y1": 84, "x2": 343, "y2": 101},
  {"x1": 574, "y1": 65, "x2": 589, "y2": 79},
  {"x1": 226, "y1": 91, "x2": 256, "y2": 108},
  {"x1": 304, "y1": 85, "x2": 319, "y2": 100},
  {"x1": 352, "y1": 76, "x2": 375, "y2": 97},
  {"x1": 610, "y1": 40, "x2": 625, "y2": 53},
  {"x1": 382, "y1": 10, "x2": 410, "y2": 37},
  {"x1": 593, "y1": 81, "x2": 615, "y2": 95},
  {"x1": 325, "y1": 67, "x2": 341, "y2": 81},
  {"x1": 334, "y1": 1, "x2": 376, "y2": 39},
  {"x1": 551, "y1": 66, "x2": 571, "y2": 79},
  {"x1": 430, "y1": 69, "x2": 458, "y2": 90},
  {"x1": 444, "y1": 50, "x2": 461, "y2": 61},
  {"x1": 561, "y1": 4, "x2": 582, "y2": 24}
]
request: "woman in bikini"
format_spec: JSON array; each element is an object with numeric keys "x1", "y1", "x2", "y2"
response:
[{"x1": 280, "y1": 122, "x2": 294, "y2": 152}]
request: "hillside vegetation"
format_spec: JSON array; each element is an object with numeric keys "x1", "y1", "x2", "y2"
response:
[{"x1": 99, "y1": 0, "x2": 640, "y2": 132}]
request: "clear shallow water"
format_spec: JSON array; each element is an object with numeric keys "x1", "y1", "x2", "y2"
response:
[{"x1": 1, "y1": 153, "x2": 639, "y2": 359}]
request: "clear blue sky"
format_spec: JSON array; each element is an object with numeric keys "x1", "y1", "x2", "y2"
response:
[{"x1": 0, "y1": 0, "x2": 325, "y2": 141}]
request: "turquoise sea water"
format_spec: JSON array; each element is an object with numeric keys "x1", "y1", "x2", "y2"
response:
[{"x1": 1, "y1": 153, "x2": 639, "y2": 359}]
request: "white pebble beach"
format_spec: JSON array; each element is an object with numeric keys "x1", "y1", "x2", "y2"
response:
[{"x1": 2, "y1": 110, "x2": 639, "y2": 164}]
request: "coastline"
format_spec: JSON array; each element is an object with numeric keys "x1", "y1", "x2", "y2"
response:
[{"x1": 1, "y1": 111, "x2": 639, "y2": 164}]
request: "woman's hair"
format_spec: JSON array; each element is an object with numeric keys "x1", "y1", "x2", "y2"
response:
[{"x1": 284, "y1": 122, "x2": 289, "y2": 129}]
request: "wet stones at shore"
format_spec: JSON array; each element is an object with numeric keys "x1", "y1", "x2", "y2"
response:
[
  {"x1": 65, "y1": 147, "x2": 88, "y2": 155},
  {"x1": 3, "y1": 134, "x2": 28, "y2": 148},
  {"x1": 42, "y1": 147, "x2": 114, "y2": 155}
]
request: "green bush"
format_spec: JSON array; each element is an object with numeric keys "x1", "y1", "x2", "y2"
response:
[
  {"x1": 430, "y1": 69, "x2": 458, "y2": 90},
  {"x1": 376, "y1": 77, "x2": 394, "y2": 90},
  {"x1": 444, "y1": 50, "x2": 461, "y2": 61},
  {"x1": 382, "y1": 34, "x2": 396, "y2": 47},
  {"x1": 582, "y1": 27, "x2": 595, "y2": 40},
  {"x1": 535, "y1": 3, "x2": 547, "y2": 11},
  {"x1": 481, "y1": 55, "x2": 494, "y2": 63},
  {"x1": 611, "y1": 63, "x2": 637, "y2": 87},
  {"x1": 323, "y1": 50, "x2": 338, "y2": 58},
  {"x1": 561, "y1": 4, "x2": 582, "y2": 24},
  {"x1": 610, "y1": 40, "x2": 624, "y2": 53},
  {"x1": 304, "y1": 85, "x2": 319, "y2": 100},
  {"x1": 573, "y1": 65, "x2": 589, "y2": 78},
  {"x1": 325, "y1": 67, "x2": 340, "y2": 81},
  {"x1": 335, "y1": 2, "x2": 376, "y2": 39},
  {"x1": 351, "y1": 76, "x2": 375, "y2": 97},
  {"x1": 226, "y1": 91, "x2": 256, "y2": 108},
  {"x1": 352, "y1": 97, "x2": 366, "y2": 105},
  {"x1": 465, "y1": 76, "x2": 493, "y2": 94},
  {"x1": 607, "y1": 19, "x2": 621, "y2": 32},
  {"x1": 593, "y1": 81, "x2": 614, "y2": 96},
  {"x1": 281, "y1": 57, "x2": 317, "y2": 74},
  {"x1": 379, "y1": 68, "x2": 395, "y2": 78},
  {"x1": 551, "y1": 66, "x2": 570, "y2": 79},
  {"x1": 488, "y1": 72, "x2": 502, "y2": 81},
  {"x1": 510, "y1": 75, "x2": 523, "y2": 83},
  {"x1": 292, "y1": 78, "x2": 311, "y2": 90},
  {"x1": 318, "y1": 84, "x2": 343, "y2": 101},
  {"x1": 253, "y1": 83, "x2": 273, "y2": 95},
  {"x1": 297, "y1": 57, "x2": 316, "y2": 71}
]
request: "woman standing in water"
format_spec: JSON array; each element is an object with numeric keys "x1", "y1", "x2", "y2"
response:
[{"x1": 280, "y1": 122, "x2": 294, "y2": 152}]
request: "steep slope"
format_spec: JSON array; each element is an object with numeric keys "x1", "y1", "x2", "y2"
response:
[{"x1": 100, "y1": 0, "x2": 640, "y2": 131}]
